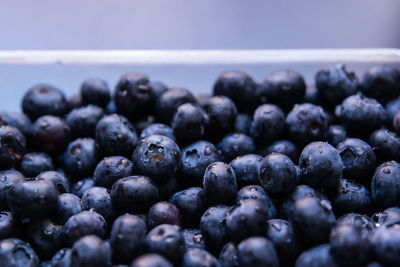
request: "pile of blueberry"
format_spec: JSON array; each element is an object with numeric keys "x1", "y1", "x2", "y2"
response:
[{"x1": 0, "y1": 64, "x2": 400, "y2": 267}]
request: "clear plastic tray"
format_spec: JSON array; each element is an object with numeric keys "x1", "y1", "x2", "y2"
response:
[{"x1": 0, "y1": 49, "x2": 399, "y2": 111}]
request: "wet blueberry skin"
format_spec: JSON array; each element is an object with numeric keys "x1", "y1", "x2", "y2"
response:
[
  {"x1": 8, "y1": 65, "x2": 400, "y2": 266},
  {"x1": 179, "y1": 140, "x2": 220, "y2": 187},
  {"x1": 299, "y1": 141, "x2": 343, "y2": 191},
  {"x1": 259, "y1": 70, "x2": 306, "y2": 111},
  {"x1": 133, "y1": 135, "x2": 180, "y2": 184}
]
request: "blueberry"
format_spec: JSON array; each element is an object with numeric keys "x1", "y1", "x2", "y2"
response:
[
  {"x1": 199, "y1": 205, "x2": 230, "y2": 254},
  {"x1": 230, "y1": 154, "x2": 262, "y2": 187},
  {"x1": 51, "y1": 248, "x2": 72, "y2": 267},
  {"x1": 372, "y1": 207, "x2": 400, "y2": 226},
  {"x1": 66, "y1": 105, "x2": 104, "y2": 138},
  {"x1": 369, "y1": 129, "x2": 400, "y2": 163},
  {"x1": 258, "y1": 152, "x2": 297, "y2": 194},
  {"x1": 182, "y1": 229, "x2": 205, "y2": 250},
  {"x1": 393, "y1": 109, "x2": 400, "y2": 133},
  {"x1": 22, "y1": 84, "x2": 67, "y2": 120},
  {"x1": 140, "y1": 123, "x2": 175, "y2": 140},
  {"x1": 262, "y1": 139, "x2": 299, "y2": 162},
  {"x1": 226, "y1": 199, "x2": 268, "y2": 242},
  {"x1": 336, "y1": 94, "x2": 385, "y2": 137},
  {"x1": 361, "y1": 65, "x2": 400, "y2": 104},
  {"x1": 7, "y1": 179, "x2": 58, "y2": 218},
  {"x1": 0, "y1": 126, "x2": 26, "y2": 170},
  {"x1": 172, "y1": 103, "x2": 206, "y2": 144},
  {"x1": 93, "y1": 156, "x2": 135, "y2": 188},
  {"x1": 336, "y1": 213, "x2": 376, "y2": 233},
  {"x1": 203, "y1": 162, "x2": 238, "y2": 205},
  {"x1": 385, "y1": 97, "x2": 400, "y2": 126},
  {"x1": 110, "y1": 214, "x2": 146, "y2": 264},
  {"x1": 315, "y1": 64, "x2": 359, "y2": 108},
  {"x1": 82, "y1": 186, "x2": 114, "y2": 222},
  {"x1": 289, "y1": 196, "x2": 336, "y2": 246},
  {"x1": 234, "y1": 113, "x2": 252, "y2": 135},
  {"x1": 95, "y1": 114, "x2": 137, "y2": 157},
  {"x1": 71, "y1": 177, "x2": 94, "y2": 198},
  {"x1": 0, "y1": 238, "x2": 39, "y2": 267},
  {"x1": 114, "y1": 72, "x2": 155, "y2": 119},
  {"x1": 295, "y1": 244, "x2": 337, "y2": 267},
  {"x1": 111, "y1": 176, "x2": 159, "y2": 213},
  {"x1": 55, "y1": 193, "x2": 83, "y2": 224},
  {"x1": 24, "y1": 218, "x2": 64, "y2": 259},
  {"x1": 0, "y1": 170, "x2": 25, "y2": 210},
  {"x1": 70, "y1": 235, "x2": 112, "y2": 267},
  {"x1": 66, "y1": 93, "x2": 83, "y2": 112},
  {"x1": 371, "y1": 223, "x2": 400, "y2": 266},
  {"x1": 31, "y1": 115, "x2": 70, "y2": 155},
  {"x1": 236, "y1": 185, "x2": 277, "y2": 219},
  {"x1": 156, "y1": 87, "x2": 196, "y2": 124},
  {"x1": 332, "y1": 178, "x2": 371, "y2": 216},
  {"x1": 337, "y1": 138, "x2": 376, "y2": 182},
  {"x1": 147, "y1": 201, "x2": 181, "y2": 229},
  {"x1": 260, "y1": 70, "x2": 306, "y2": 111},
  {"x1": 250, "y1": 104, "x2": 285, "y2": 145},
  {"x1": 217, "y1": 133, "x2": 255, "y2": 162},
  {"x1": 18, "y1": 152, "x2": 54, "y2": 177},
  {"x1": 182, "y1": 248, "x2": 220, "y2": 267},
  {"x1": 179, "y1": 141, "x2": 220, "y2": 186},
  {"x1": 266, "y1": 219, "x2": 298, "y2": 266},
  {"x1": 330, "y1": 223, "x2": 371, "y2": 267},
  {"x1": 36, "y1": 171, "x2": 70, "y2": 194},
  {"x1": 0, "y1": 111, "x2": 31, "y2": 136},
  {"x1": 64, "y1": 210, "x2": 107, "y2": 245},
  {"x1": 213, "y1": 71, "x2": 258, "y2": 113},
  {"x1": 151, "y1": 81, "x2": 168, "y2": 98},
  {"x1": 237, "y1": 237, "x2": 279, "y2": 267},
  {"x1": 371, "y1": 161, "x2": 400, "y2": 208},
  {"x1": 130, "y1": 254, "x2": 173, "y2": 267},
  {"x1": 218, "y1": 242, "x2": 238, "y2": 267},
  {"x1": 133, "y1": 135, "x2": 180, "y2": 184},
  {"x1": 145, "y1": 224, "x2": 184, "y2": 263},
  {"x1": 286, "y1": 103, "x2": 329, "y2": 145},
  {"x1": 63, "y1": 138, "x2": 98, "y2": 178},
  {"x1": 299, "y1": 141, "x2": 343, "y2": 191},
  {"x1": 327, "y1": 124, "x2": 347, "y2": 147},
  {"x1": 170, "y1": 187, "x2": 206, "y2": 228},
  {"x1": 0, "y1": 211, "x2": 16, "y2": 239},
  {"x1": 203, "y1": 96, "x2": 237, "y2": 141},
  {"x1": 280, "y1": 184, "x2": 327, "y2": 219},
  {"x1": 80, "y1": 78, "x2": 111, "y2": 107}
]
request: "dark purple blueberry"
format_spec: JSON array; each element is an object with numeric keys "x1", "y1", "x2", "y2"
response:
[
  {"x1": 111, "y1": 176, "x2": 158, "y2": 214},
  {"x1": 31, "y1": 115, "x2": 70, "y2": 155},
  {"x1": 0, "y1": 126, "x2": 26, "y2": 170},
  {"x1": 22, "y1": 84, "x2": 67, "y2": 120},
  {"x1": 147, "y1": 201, "x2": 181, "y2": 230},
  {"x1": 80, "y1": 78, "x2": 111, "y2": 107},
  {"x1": 95, "y1": 114, "x2": 137, "y2": 157},
  {"x1": 114, "y1": 72, "x2": 155, "y2": 119},
  {"x1": 260, "y1": 70, "x2": 306, "y2": 111},
  {"x1": 66, "y1": 105, "x2": 104, "y2": 138},
  {"x1": 213, "y1": 71, "x2": 258, "y2": 113}
]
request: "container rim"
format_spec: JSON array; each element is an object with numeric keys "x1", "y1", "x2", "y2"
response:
[{"x1": 0, "y1": 49, "x2": 399, "y2": 65}]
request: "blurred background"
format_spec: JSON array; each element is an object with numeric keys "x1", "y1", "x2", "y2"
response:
[
  {"x1": 1, "y1": 0, "x2": 400, "y2": 50},
  {"x1": 0, "y1": 0, "x2": 400, "y2": 110}
]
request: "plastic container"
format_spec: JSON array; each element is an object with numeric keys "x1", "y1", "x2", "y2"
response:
[{"x1": 0, "y1": 49, "x2": 399, "y2": 111}]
